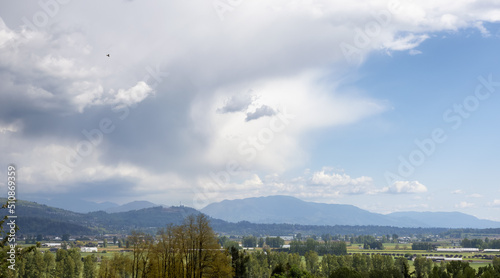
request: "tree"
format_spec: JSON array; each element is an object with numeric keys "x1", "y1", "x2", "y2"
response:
[
  {"x1": 394, "y1": 257, "x2": 410, "y2": 278},
  {"x1": 128, "y1": 231, "x2": 153, "y2": 278},
  {"x1": 414, "y1": 256, "x2": 432, "y2": 278},
  {"x1": 248, "y1": 251, "x2": 271, "y2": 278},
  {"x1": 493, "y1": 257, "x2": 500, "y2": 274},
  {"x1": 62, "y1": 234, "x2": 70, "y2": 241},
  {"x1": 258, "y1": 237, "x2": 265, "y2": 248},
  {"x1": 83, "y1": 254, "x2": 97, "y2": 278},
  {"x1": 304, "y1": 250, "x2": 319, "y2": 275},
  {"x1": 113, "y1": 236, "x2": 118, "y2": 244},
  {"x1": 18, "y1": 248, "x2": 44, "y2": 278},
  {"x1": 43, "y1": 250, "x2": 56, "y2": 277},
  {"x1": 329, "y1": 267, "x2": 364, "y2": 278},
  {"x1": 321, "y1": 254, "x2": 340, "y2": 277},
  {"x1": 55, "y1": 249, "x2": 76, "y2": 278},
  {"x1": 242, "y1": 236, "x2": 257, "y2": 248},
  {"x1": 352, "y1": 253, "x2": 370, "y2": 273},
  {"x1": 230, "y1": 246, "x2": 249, "y2": 278},
  {"x1": 296, "y1": 233, "x2": 302, "y2": 241},
  {"x1": 446, "y1": 261, "x2": 476, "y2": 278},
  {"x1": 223, "y1": 240, "x2": 241, "y2": 250},
  {"x1": 103, "y1": 238, "x2": 108, "y2": 248}
]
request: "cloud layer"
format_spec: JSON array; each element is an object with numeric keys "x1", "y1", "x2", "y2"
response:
[{"x1": 1, "y1": 0, "x2": 500, "y2": 209}]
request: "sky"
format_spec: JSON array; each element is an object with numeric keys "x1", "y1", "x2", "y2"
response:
[{"x1": 1, "y1": 0, "x2": 500, "y2": 221}]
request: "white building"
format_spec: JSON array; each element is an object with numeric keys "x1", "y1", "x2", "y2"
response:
[
  {"x1": 436, "y1": 248, "x2": 461, "y2": 252},
  {"x1": 426, "y1": 256, "x2": 462, "y2": 262},
  {"x1": 436, "y1": 248, "x2": 478, "y2": 252},
  {"x1": 461, "y1": 248, "x2": 480, "y2": 252},
  {"x1": 81, "y1": 247, "x2": 98, "y2": 253},
  {"x1": 42, "y1": 243, "x2": 61, "y2": 247},
  {"x1": 484, "y1": 249, "x2": 500, "y2": 252}
]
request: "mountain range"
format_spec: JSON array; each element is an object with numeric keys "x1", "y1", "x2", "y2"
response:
[
  {"x1": 24, "y1": 197, "x2": 159, "y2": 214},
  {"x1": 6, "y1": 195, "x2": 500, "y2": 236},
  {"x1": 201, "y1": 195, "x2": 500, "y2": 229},
  {"x1": 0, "y1": 198, "x2": 450, "y2": 237}
]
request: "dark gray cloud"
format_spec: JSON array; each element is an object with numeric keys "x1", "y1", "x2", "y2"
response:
[
  {"x1": 217, "y1": 92, "x2": 254, "y2": 114},
  {"x1": 245, "y1": 105, "x2": 276, "y2": 121}
]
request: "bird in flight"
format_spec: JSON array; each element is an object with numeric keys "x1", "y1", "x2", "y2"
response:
[{"x1": 106, "y1": 54, "x2": 110, "y2": 57}]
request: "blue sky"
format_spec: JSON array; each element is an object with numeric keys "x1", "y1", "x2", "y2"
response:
[
  {"x1": 1, "y1": 0, "x2": 500, "y2": 221},
  {"x1": 307, "y1": 29, "x2": 500, "y2": 219}
]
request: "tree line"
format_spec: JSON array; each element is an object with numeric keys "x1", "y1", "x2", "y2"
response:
[
  {"x1": 2, "y1": 207, "x2": 500, "y2": 278},
  {"x1": 461, "y1": 238, "x2": 500, "y2": 249}
]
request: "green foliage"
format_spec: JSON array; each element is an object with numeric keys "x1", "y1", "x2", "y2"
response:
[
  {"x1": 230, "y1": 246, "x2": 250, "y2": 278},
  {"x1": 329, "y1": 267, "x2": 364, "y2": 278},
  {"x1": 304, "y1": 250, "x2": 319, "y2": 275},
  {"x1": 412, "y1": 242, "x2": 434, "y2": 251},
  {"x1": 266, "y1": 237, "x2": 285, "y2": 248},
  {"x1": 414, "y1": 256, "x2": 433, "y2": 278},
  {"x1": 62, "y1": 234, "x2": 70, "y2": 241},
  {"x1": 83, "y1": 254, "x2": 97, "y2": 278},
  {"x1": 224, "y1": 240, "x2": 241, "y2": 250},
  {"x1": 242, "y1": 235, "x2": 258, "y2": 247},
  {"x1": 290, "y1": 239, "x2": 347, "y2": 256}
]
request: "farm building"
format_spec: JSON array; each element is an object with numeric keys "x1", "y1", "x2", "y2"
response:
[
  {"x1": 436, "y1": 248, "x2": 479, "y2": 252},
  {"x1": 484, "y1": 249, "x2": 500, "y2": 252},
  {"x1": 426, "y1": 256, "x2": 463, "y2": 262},
  {"x1": 81, "y1": 247, "x2": 98, "y2": 252},
  {"x1": 42, "y1": 243, "x2": 61, "y2": 247}
]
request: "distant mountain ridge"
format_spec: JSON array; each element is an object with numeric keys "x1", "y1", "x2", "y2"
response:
[
  {"x1": 2, "y1": 198, "x2": 496, "y2": 237},
  {"x1": 23, "y1": 197, "x2": 162, "y2": 214},
  {"x1": 201, "y1": 195, "x2": 500, "y2": 229},
  {"x1": 105, "y1": 201, "x2": 159, "y2": 213},
  {"x1": 23, "y1": 197, "x2": 119, "y2": 213},
  {"x1": 387, "y1": 211, "x2": 500, "y2": 229}
]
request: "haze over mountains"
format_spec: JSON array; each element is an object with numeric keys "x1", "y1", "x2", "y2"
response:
[
  {"x1": 23, "y1": 195, "x2": 500, "y2": 229},
  {"x1": 25, "y1": 197, "x2": 159, "y2": 213},
  {"x1": 201, "y1": 195, "x2": 500, "y2": 229}
]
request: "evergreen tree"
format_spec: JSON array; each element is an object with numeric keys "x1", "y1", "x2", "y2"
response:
[{"x1": 83, "y1": 254, "x2": 97, "y2": 278}]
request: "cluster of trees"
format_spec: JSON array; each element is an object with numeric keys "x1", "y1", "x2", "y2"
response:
[
  {"x1": 289, "y1": 238, "x2": 347, "y2": 256},
  {"x1": 462, "y1": 238, "x2": 500, "y2": 249},
  {"x1": 213, "y1": 220, "x2": 446, "y2": 240},
  {"x1": 257, "y1": 253, "x2": 500, "y2": 278},
  {"x1": 1, "y1": 214, "x2": 233, "y2": 278},
  {"x1": 350, "y1": 235, "x2": 384, "y2": 250},
  {"x1": 236, "y1": 251, "x2": 500, "y2": 278},
  {"x1": 242, "y1": 236, "x2": 258, "y2": 248},
  {"x1": 412, "y1": 242, "x2": 435, "y2": 251},
  {"x1": 221, "y1": 236, "x2": 284, "y2": 249},
  {"x1": 120, "y1": 214, "x2": 233, "y2": 277},
  {"x1": 0, "y1": 247, "x2": 98, "y2": 278},
  {"x1": 266, "y1": 237, "x2": 285, "y2": 248}
]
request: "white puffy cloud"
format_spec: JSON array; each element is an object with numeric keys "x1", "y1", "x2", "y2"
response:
[
  {"x1": 488, "y1": 200, "x2": 500, "y2": 207},
  {"x1": 105, "y1": 81, "x2": 154, "y2": 108},
  {"x1": 383, "y1": 34, "x2": 429, "y2": 51},
  {"x1": 311, "y1": 168, "x2": 373, "y2": 188},
  {"x1": 455, "y1": 201, "x2": 474, "y2": 208},
  {"x1": 381, "y1": 181, "x2": 428, "y2": 194},
  {"x1": 468, "y1": 193, "x2": 483, "y2": 198}
]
